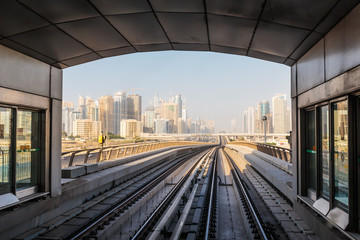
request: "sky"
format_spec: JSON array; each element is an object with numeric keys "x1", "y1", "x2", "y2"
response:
[{"x1": 63, "y1": 51, "x2": 290, "y2": 132}]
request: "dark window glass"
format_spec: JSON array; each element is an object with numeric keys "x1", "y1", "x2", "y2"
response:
[
  {"x1": 333, "y1": 101, "x2": 348, "y2": 208},
  {"x1": 305, "y1": 110, "x2": 316, "y2": 194},
  {"x1": 16, "y1": 110, "x2": 41, "y2": 190},
  {"x1": 0, "y1": 107, "x2": 12, "y2": 195},
  {"x1": 320, "y1": 106, "x2": 330, "y2": 199}
]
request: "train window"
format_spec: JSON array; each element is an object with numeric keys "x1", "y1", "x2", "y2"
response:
[
  {"x1": 305, "y1": 110, "x2": 316, "y2": 199},
  {"x1": 320, "y1": 106, "x2": 330, "y2": 199},
  {"x1": 333, "y1": 100, "x2": 348, "y2": 209}
]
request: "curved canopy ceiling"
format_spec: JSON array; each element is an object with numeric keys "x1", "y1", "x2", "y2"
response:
[{"x1": 0, "y1": 0, "x2": 358, "y2": 68}]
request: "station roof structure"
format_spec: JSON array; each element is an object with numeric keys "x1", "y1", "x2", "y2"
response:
[{"x1": 0, "y1": 0, "x2": 358, "y2": 68}]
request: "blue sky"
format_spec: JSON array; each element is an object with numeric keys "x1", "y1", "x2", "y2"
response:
[{"x1": 63, "y1": 51, "x2": 290, "y2": 132}]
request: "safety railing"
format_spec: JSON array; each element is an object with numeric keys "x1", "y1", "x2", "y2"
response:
[
  {"x1": 256, "y1": 143, "x2": 292, "y2": 163},
  {"x1": 61, "y1": 141, "x2": 206, "y2": 169},
  {"x1": 228, "y1": 141, "x2": 292, "y2": 163}
]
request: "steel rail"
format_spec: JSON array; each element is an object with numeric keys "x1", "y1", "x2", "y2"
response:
[
  {"x1": 204, "y1": 149, "x2": 217, "y2": 240},
  {"x1": 222, "y1": 148, "x2": 269, "y2": 240},
  {"x1": 69, "y1": 148, "x2": 208, "y2": 239},
  {"x1": 131, "y1": 148, "x2": 215, "y2": 240}
]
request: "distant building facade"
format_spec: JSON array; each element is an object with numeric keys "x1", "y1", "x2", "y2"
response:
[
  {"x1": 99, "y1": 95, "x2": 114, "y2": 135},
  {"x1": 120, "y1": 119, "x2": 141, "y2": 138},
  {"x1": 73, "y1": 119, "x2": 101, "y2": 139}
]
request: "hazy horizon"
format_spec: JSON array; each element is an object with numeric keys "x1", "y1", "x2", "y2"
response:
[{"x1": 63, "y1": 51, "x2": 290, "y2": 133}]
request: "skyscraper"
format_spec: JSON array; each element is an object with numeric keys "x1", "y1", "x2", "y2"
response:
[
  {"x1": 174, "y1": 94, "x2": 182, "y2": 119},
  {"x1": 78, "y1": 96, "x2": 85, "y2": 106},
  {"x1": 243, "y1": 106, "x2": 256, "y2": 133},
  {"x1": 62, "y1": 101, "x2": 74, "y2": 134},
  {"x1": 182, "y1": 106, "x2": 187, "y2": 122},
  {"x1": 231, "y1": 118, "x2": 239, "y2": 133},
  {"x1": 73, "y1": 119, "x2": 101, "y2": 139},
  {"x1": 272, "y1": 93, "x2": 289, "y2": 133},
  {"x1": 114, "y1": 91, "x2": 128, "y2": 135},
  {"x1": 127, "y1": 94, "x2": 142, "y2": 121},
  {"x1": 99, "y1": 95, "x2": 114, "y2": 135},
  {"x1": 154, "y1": 119, "x2": 169, "y2": 134},
  {"x1": 163, "y1": 102, "x2": 177, "y2": 133},
  {"x1": 144, "y1": 106, "x2": 155, "y2": 133},
  {"x1": 86, "y1": 99, "x2": 99, "y2": 122},
  {"x1": 257, "y1": 101, "x2": 272, "y2": 133},
  {"x1": 120, "y1": 119, "x2": 141, "y2": 138},
  {"x1": 154, "y1": 93, "x2": 160, "y2": 107},
  {"x1": 69, "y1": 111, "x2": 81, "y2": 135}
]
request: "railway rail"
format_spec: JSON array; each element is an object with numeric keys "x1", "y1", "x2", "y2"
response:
[
  {"x1": 222, "y1": 148, "x2": 269, "y2": 240},
  {"x1": 129, "y1": 146, "x2": 275, "y2": 240},
  {"x1": 25, "y1": 136, "x2": 314, "y2": 240},
  {"x1": 25, "y1": 148, "x2": 209, "y2": 240},
  {"x1": 69, "y1": 149, "x2": 209, "y2": 239}
]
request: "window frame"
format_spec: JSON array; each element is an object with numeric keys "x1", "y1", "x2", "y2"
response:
[
  {"x1": 0, "y1": 104, "x2": 45, "y2": 198},
  {"x1": 303, "y1": 108, "x2": 317, "y2": 200},
  {"x1": 315, "y1": 102, "x2": 330, "y2": 201},
  {"x1": 330, "y1": 97, "x2": 349, "y2": 212}
]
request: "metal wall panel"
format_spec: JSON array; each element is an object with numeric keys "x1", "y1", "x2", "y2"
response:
[
  {"x1": 50, "y1": 67, "x2": 62, "y2": 100},
  {"x1": 50, "y1": 99, "x2": 62, "y2": 197},
  {"x1": 0, "y1": 45, "x2": 51, "y2": 97},
  {"x1": 297, "y1": 66, "x2": 360, "y2": 108},
  {"x1": 298, "y1": 83, "x2": 326, "y2": 108},
  {"x1": 297, "y1": 39, "x2": 325, "y2": 94},
  {"x1": 325, "y1": 5, "x2": 360, "y2": 81},
  {"x1": 291, "y1": 64, "x2": 297, "y2": 98}
]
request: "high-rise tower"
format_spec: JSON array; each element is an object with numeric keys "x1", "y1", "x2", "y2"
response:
[
  {"x1": 99, "y1": 95, "x2": 114, "y2": 135},
  {"x1": 114, "y1": 91, "x2": 128, "y2": 135},
  {"x1": 127, "y1": 94, "x2": 142, "y2": 121}
]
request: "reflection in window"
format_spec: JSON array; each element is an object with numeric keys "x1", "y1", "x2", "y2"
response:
[
  {"x1": 320, "y1": 106, "x2": 330, "y2": 199},
  {"x1": 333, "y1": 101, "x2": 348, "y2": 208},
  {"x1": 305, "y1": 110, "x2": 316, "y2": 196},
  {"x1": 16, "y1": 110, "x2": 40, "y2": 190},
  {"x1": 0, "y1": 108, "x2": 11, "y2": 195}
]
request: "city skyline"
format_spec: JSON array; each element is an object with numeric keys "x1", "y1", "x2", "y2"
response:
[
  {"x1": 63, "y1": 51, "x2": 290, "y2": 132},
  {"x1": 242, "y1": 93, "x2": 291, "y2": 135},
  {"x1": 62, "y1": 91, "x2": 215, "y2": 138}
]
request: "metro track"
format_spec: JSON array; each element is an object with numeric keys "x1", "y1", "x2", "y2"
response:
[
  {"x1": 30, "y1": 148, "x2": 209, "y2": 240},
  {"x1": 69, "y1": 149, "x2": 210, "y2": 240},
  {"x1": 33, "y1": 137, "x2": 301, "y2": 240},
  {"x1": 128, "y1": 145, "x2": 282, "y2": 240}
]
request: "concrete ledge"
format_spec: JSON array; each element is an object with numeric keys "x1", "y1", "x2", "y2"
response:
[
  {"x1": 76, "y1": 163, "x2": 98, "y2": 174},
  {"x1": 226, "y1": 144, "x2": 293, "y2": 202},
  {"x1": 251, "y1": 150, "x2": 292, "y2": 175},
  {"x1": 227, "y1": 144, "x2": 292, "y2": 174},
  {"x1": 96, "y1": 145, "x2": 194, "y2": 171},
  {"x1": 61, "y1": 166, "x2": 86, "y2": 178}
]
